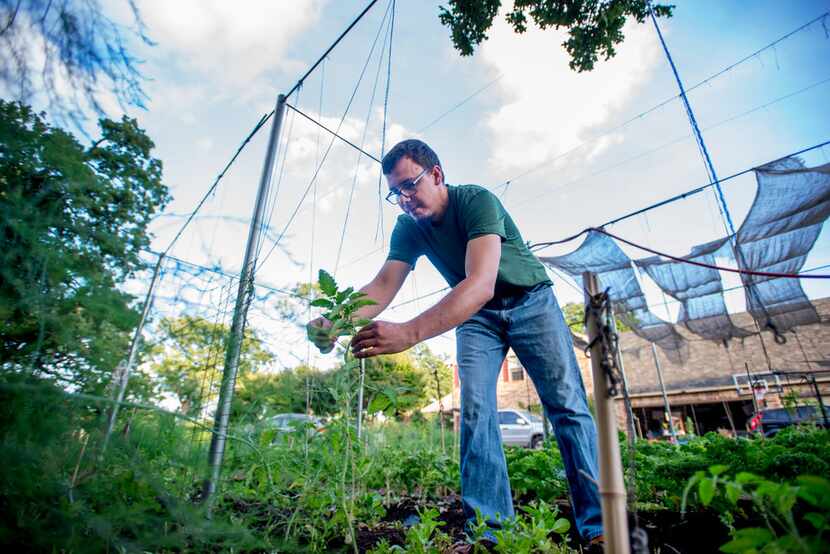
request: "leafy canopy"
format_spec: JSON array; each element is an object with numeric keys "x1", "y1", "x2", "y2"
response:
[
  {"x1": 439, "y1": 0, "x2": 673, "y2": 72},
  {"x1": 0, "y1": 100, "x2": 170, "y2": 392}
]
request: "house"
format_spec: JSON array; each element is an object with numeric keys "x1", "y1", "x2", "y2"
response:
[{"x1": 444, "y1": 299, "x2": 830, "y2": 438}]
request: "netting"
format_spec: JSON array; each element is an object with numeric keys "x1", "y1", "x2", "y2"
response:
[
  {"x1": 540, "y1": 158, "x2": 830, "y2": 362},
  {"x1": 735, "y1": 158, "x2": 830, "y2": 332},
  {"x1": 635, "y1": 238, "x2": 753, "y2": 341},
  {"x1": 538, "y1": 231, "x2": 689, "y2": 363}
]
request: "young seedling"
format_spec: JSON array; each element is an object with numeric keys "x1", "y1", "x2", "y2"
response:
[{"x1": 307, "y1": 269, "x2": 376, "y2": 357}]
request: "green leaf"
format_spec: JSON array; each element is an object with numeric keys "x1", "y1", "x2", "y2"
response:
[
  {"x1": 318, "y1": 269, "x2": 337, "y2": 296},
  {"x1": 709, "y1": 464, "x2": 729, "y2": 476},
  {"x1": 551, "y1": 518, "x2": 570, "y2": 535},
  {"x1": 725, "y1": 482, "x2": 742, "y2": 505},
  {"x1": 367, "y1": 395, "x2": 391, "y2": 414},
  {"x1": 310, "y1": 298, "x2": 334, "y2": 308},
  {"x1": 350, "y1": 298, "x2": 378, "y2": 309},
  {"x1": 719, "y1": 528, "x2": 773, "y2": 552},
  {"x1": 336, "y1": 287, "x2": 354, "y2": 304},
  {"x1": 699, "y1": 478, "x2": 716, "y2": 506},
  {"x1": 803, "y1": 512, "x2": 828, "y2": 530},
  {"x1": 735, "y1": 472, "x2": 760, "y2": 485},
  {"x1": 355, "y1": 319, "x2": 372, "y2": 328},
  {"x1": 796, "y1": 476, "x2": 830, "y2": 509}
]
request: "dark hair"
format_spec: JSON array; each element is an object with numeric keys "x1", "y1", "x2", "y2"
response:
[{"x1": 382, "y1": 139, "x2": 444, "y2": 182}]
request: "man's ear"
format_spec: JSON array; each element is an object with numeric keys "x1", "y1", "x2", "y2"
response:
[{"x1": 433, "y1": 165, "x2": 445, "y2": 186}]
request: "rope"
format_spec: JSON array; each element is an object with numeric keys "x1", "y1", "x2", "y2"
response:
[
  {"x1": 374, "y1": 0, "x2": 395, "y2": 245},
  {"x1": 417, "y1": 73, "x2": 504, "y2": 134},
  {"x1": 161, "y1": 112, "x2": 272, "y2": 257},
  {"x1": 591, "y1": 227, "x2": 830, "y2": 280},
  {"x1": 334, "y1": 0, "x2": 395, "y2": 274},
  {"x1": 528, "y1": 139, "x2": 830, "y2": 251},
  {"x1": 257, "y1": 4, "x2": 393, "y2": 271},
  {"x1": 496, "y1": 10, "x2": 829, "y2": 189},
  {"x1": 285, "y1": 0, "x2": 381, "y2": 99},
  {"x1": 285, "y1": 104, "x2": 382, "y2": 163},
  {"x1": 509, "y1": 78, "x2": 830, "y2": 210}
]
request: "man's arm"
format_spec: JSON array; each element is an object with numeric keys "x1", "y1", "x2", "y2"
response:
[
  {"x1": 351, "y1": 234, "x2": 501, "y2": 357},
  {"x1": 354, "y1": 260, "x2": 412, "y2": 319}
]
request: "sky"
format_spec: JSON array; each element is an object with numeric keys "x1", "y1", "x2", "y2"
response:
[{"x1": 18, "y1": 0, "x2": 830, "y2": 370}]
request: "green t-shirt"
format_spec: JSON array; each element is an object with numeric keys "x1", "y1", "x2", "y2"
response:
[{"x1": 387, "y1": 184, "x2": 552, "y2": 297}]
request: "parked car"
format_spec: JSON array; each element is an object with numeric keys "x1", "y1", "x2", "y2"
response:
[
  {"x1": 243, "y1": 413, "x2": 326, "y2": 443},
  {"x1": 498, "y1": 408, "x2": 546, "y2": 449},
  {"x1": 266, "y1": 413, "x2": 326, "y2": 433},
  {"x1": 760, "y1": 405, "x2": 830, "y2": 437}
]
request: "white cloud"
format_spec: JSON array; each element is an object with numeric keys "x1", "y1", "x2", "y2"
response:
[
  {"x1": 139, "y1": 1, "x2": 325, "y2": 84},
  {"x1": 479, "y1": 15, "x2": 661, "y2": 173}
]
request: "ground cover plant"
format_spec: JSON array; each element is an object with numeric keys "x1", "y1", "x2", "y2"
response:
[{"x1": 3, "y1": 368, "x2": 830, "y2": 553}]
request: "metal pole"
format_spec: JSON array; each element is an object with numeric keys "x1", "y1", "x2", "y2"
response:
[
  {"x1": 650, "y1": 343, "x2": 677, "y2": 442},
  {"x1": 357, "y1": 358, "x2": 366, "y2": 440},
  {"x1": 583, "y1": 272, "x2": 630, "y2": 554},
  {"x1": 102, "y1": 254, "x2": 164, "y2": 452},
  {"x1": 744, "y1": 362, "x2": 763, "y2": 434},
  {"x1": 722, "y1": 400, "x2": 737, "y2": 436},
  {"x1": 807, "y1": 375, "x2": 829, "y2": 427},
  {"x1": 203, "y1": 94, "x2": 288, "y2": 501},
  {"x1": 608, "y1": 315, "x2": 637, "y2": 445}
]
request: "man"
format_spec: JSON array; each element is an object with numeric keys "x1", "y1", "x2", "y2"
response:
[{"x1": 307, "y1": 139, "x2": 603, "y2": 545}]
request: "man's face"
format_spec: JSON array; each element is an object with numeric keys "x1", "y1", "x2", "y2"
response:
[{"x1": 386, "y1": 156, "x2": 443, "y2": 222}]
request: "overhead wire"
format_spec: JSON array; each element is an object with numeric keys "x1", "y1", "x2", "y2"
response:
[
  {"x1": 285, "y1": 0, "x2": 381, "y2": 99},
  {"x1": 509, "y1": 76, "x2": 830, "y2": 210},
  {"x1": 528, "y1": 139, "x2": 830, "y2": 251},
  {"x1": 335, "y1": 0, "x2": 395, "y2": 275},
  {"x1": 374, "y1": 0, "x2": 395, "y2": 245},
  {"x1": 494, "y1": 10, "x2": 829, "y2": 191},
  {"x1": 257, "y1": 1, "x2": 395, "y2": 271}
]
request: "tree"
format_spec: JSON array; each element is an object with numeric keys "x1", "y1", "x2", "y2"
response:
[
  {"x1": 0, "y1": 100, "x2": 170, "y2": 392},
  {"x1": 410, "y1": 343, "x2": 453, "y2": 404},
  {"x1": 0, "y1": 0, "x2": 151, "y2": 126},
  {"x1": 561, "y1": 301, "x2": 632, "y2": 334},
  {"x1": 147, "y1": 315, "x2": 273, "y2": 417},
  {"x1": 439, "y1": 0, "x2": 673, "y2": 72}
]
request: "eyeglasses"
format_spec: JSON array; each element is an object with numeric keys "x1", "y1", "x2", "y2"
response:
[{"x1": 385, "y1": 167, "x2": 429, "y2": 206}]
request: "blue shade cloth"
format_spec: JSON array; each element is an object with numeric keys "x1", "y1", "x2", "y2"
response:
[
  {"x1": 736, "y1": 158, "x2": 830, "y2": 332},
  {"x1": 636, "y1": 238, "x2": 753, "y2": 342},
  {"x1": 539, "y1": 231, "x2": 688, "y2": 363}
]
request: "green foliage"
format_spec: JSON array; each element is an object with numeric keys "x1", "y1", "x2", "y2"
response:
[
  {"x1": 145, "y1": 315, "x2": 273, "y2": 418},
  {"x1": 628, "y1": 426, "x2": 830, "y2": 509},
  {"x1": 683, "y1": 467, "x2": 830, "y2": 553},
  {"x1": 313, "y1": 269, "x2": 376, "y2": 343},
  {"x1": 0, "y1": 100, "x2": 169, "y2": 392},
  {"x1": 439, "y1": 0, "x2": 673, "y2": 72},
  {"x1": 505, "y1": 446, "x2": 568, "y2": 502},
  {"x1": 561, "y1": 301, "x2": 632, "y2": 334},
  {"x1": 468, "y1": 500, "x2": 572, "y2": 553}
]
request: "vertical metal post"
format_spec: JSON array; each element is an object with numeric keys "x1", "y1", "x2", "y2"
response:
[
  {"x1": 689, "y1": 403, "x2": 700, "y2": 435},
  {"x1": 608, "y1": 314, "x2": 637, "y2": 445},
  {"x1": 650, "y1": 343, "x2": 677, "y2": 442},
  {"x1": 102, "y1": 254, "x2": 164, "y2": 452},
  {"x1": 744, "y1": 362, "x2": 764, "y2": 434},
  {"x1": 203, "y1": 94, "x2": 287, "y2": 501},
  {"x1": 583, "y1": 272, "x2": 630, "y2": 554},
  {"x1": 807, "y1": 375, "x2": 829, "y2": 427},
  {"x1": 722, "y1": 400, "x2": 737, "y2": 436},
  {"x1": 357, "y1": 358, "x2": 366, "y2": 440}
]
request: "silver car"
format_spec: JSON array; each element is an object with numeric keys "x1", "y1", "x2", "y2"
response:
[{"x1": 498, "y1": 408, "x2": 546, "y2": 448}]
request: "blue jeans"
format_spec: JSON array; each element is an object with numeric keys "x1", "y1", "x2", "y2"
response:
[{"x1": 456, "y1": 285, "x2": 603, "y2": 541}]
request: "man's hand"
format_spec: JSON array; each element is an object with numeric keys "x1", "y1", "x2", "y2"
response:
[
  {"x1": 351, "y1": 320, "x2": 417, "y2": 358},
  {"x1": 306, "y1": 316, "x2": 335, "y2": 354}
]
